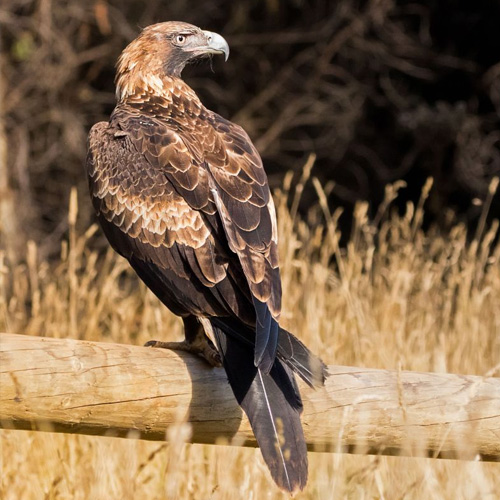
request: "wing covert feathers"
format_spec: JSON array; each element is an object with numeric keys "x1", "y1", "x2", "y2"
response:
[{"x1": 88, "y1": 90, "x2": 282, "y2": 370}]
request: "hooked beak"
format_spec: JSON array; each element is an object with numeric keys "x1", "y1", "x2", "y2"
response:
[{"x1": 200, "y1": 30, "x2": 230, "y2": 61}]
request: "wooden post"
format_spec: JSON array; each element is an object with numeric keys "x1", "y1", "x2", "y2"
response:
[{"x1": 1, "y1": 333, "x2": 499, "y2": 461}]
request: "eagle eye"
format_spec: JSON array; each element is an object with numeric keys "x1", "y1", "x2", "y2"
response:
[{"x1": 175, "y1": 34, "x2": 187, "y2": 45}]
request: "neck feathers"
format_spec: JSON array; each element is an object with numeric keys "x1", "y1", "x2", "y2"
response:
[{"x1": 115, "y1": 60, "x2": 199, "y2": 105}]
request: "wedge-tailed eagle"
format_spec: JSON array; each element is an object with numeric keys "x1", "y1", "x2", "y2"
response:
[{"x1": 86, "y1": 21, "x2": 326, "y2": 493}]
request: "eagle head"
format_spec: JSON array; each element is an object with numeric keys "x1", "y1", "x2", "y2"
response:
[{"x1": 115, "y1": 21, "x2": 229, "y2": 99}]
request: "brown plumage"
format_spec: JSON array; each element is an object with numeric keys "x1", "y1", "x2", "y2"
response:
[{"x1": 86, "y1": 21, "x2": 325, "y2": 493}]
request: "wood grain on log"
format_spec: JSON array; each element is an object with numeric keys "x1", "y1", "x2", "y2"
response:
[{"x1": 1, "y1": 333, "x2": 499, "y2": 461}]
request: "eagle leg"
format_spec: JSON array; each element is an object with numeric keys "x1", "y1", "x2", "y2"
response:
[{"x1": 144, "y1": 316, "x2": 222, "y2": 367}]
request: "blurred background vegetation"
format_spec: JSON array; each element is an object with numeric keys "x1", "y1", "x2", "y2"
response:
[{"x1": 1, "y1": 0, "x2": 500, "y2": 260}]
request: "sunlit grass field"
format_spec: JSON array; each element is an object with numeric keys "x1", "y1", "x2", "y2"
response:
[{"x1": 1, "y1": 175, "x2": 499, "y2": 499}]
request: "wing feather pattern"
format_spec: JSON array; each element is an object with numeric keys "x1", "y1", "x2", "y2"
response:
[
  {"x1": 106, "y1": 101, "x2": 282, "y2": 372},
  {"x1": 87, "y1": 120, "x2": 254, "y2": 325}
]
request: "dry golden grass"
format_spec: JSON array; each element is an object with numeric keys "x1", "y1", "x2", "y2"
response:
[{"x1": 1, "y1": 175, "x2": 499, "y2": 499}]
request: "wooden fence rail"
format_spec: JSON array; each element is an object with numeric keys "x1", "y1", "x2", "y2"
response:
[{"x1": 1, "y1": 333, "x2": 499, "y2": 461}]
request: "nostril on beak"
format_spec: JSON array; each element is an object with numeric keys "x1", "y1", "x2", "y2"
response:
[{"x1": 201, "y1": 30, "x2": 230, "y2": 61}]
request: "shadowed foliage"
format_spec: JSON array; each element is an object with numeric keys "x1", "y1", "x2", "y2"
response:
[{"x1": 2, "y1": 0, "x2": 499, "y2": 259}]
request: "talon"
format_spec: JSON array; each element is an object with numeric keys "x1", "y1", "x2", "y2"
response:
[
  {"x1": 142, "y1": 336, "x2": 221, "y2": 368},
  {"x1": 143, "y1": 317, "x2": 222, "y2": 368},
  {"x1": 208, "y1": 350, "x2": 223, "y2": 367}
]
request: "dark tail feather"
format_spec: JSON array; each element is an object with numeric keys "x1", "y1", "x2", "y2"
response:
[
  {"x1": 211, "y1": 317, "x2": 327, "y2": 388},
  {"x1": 212, "y1": 323, "x2": 308, "y2": 493},
  {"x1": 277, "y1": 327, "x2": 327, "y2": 388},
  {"x1": 252, "y1": 297, "x2": 279, "y2": 374}
]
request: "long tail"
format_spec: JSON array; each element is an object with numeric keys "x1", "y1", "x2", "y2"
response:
[
  {"x1": 211, "y1": 318, "x2": 327, "y2": 388},
  {"x1": 212, "y1": 322, "x2": 308, "y2": 493}
]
